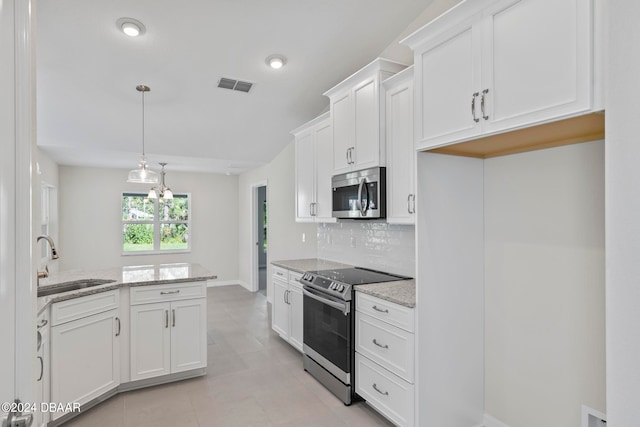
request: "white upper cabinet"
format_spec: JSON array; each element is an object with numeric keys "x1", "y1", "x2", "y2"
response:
[
  {"x1": 324, "y1": 58, "x2": 407, "y2": 175},
  {"x1": 293, "y1": 113, "x2": 336, "y2": 223},
  {"x1": 384, "y1": 67, "x2": 416, "y2": 224},
  {"x1": 402, "y1": 0, "x2": 599, "y2": 151}
]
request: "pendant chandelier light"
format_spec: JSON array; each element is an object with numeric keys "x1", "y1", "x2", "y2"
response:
[
  {"x1": 127, "y1": 85, "x2": 159, "y2": 184},
  {"x1": 148, "y1": 162, "x2": 173, "y2": 200}
]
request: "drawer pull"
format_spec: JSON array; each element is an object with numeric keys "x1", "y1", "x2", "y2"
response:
[
  {"x1": 276, "y1": 272, "x2": 284, "y2": 276},
  {"x1": 37, "y1": 356, "x2": 44, "y2": 381},
  {"x1": 160, "y1": 290, "x2": 180, "y2": 295},
  {"x1": 37, "y1": 319, "x2": 48, "y2": 329},
  {"x1": 373, "y1": 338, "x2": 389, "y2": 349},
  {"x1": 372, "y1": 305, "x2": 389, "y2": 313},
  {"x1": 115, "y1": 317, "x2": 121, "y2": 336},
  {"x1": 372, "y1": 383, "x2": 389, "y2": 396}
]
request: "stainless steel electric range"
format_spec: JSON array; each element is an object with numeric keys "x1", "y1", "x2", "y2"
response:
[{"x1": 299, "y1": 267, "x2": 410, "y2": 404}]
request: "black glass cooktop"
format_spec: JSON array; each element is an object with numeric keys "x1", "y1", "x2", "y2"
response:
[{"x1": 308, "y1": 267, "x2": 410, "y2": 286}]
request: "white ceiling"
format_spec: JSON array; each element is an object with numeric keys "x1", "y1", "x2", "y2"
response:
[{"x1": 37, "y1": 0, "x2": 434, "y2": 174}]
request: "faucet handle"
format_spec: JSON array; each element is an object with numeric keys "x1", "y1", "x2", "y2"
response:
[{"x1": 37, "y1": 265, "x2": 49, "y2": 280}]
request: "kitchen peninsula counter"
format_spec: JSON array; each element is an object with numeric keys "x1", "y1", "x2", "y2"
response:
[{"x1": 37, "y1": 263, "x2": 216, "y2": 313}]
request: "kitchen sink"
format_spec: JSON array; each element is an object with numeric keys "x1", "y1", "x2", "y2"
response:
[{"x1": 37, "y1": 279, "x2": 116, "y2": 297}]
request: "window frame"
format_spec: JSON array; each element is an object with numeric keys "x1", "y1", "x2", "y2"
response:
[{"x1": 121, "y1": 192, "x2": 191, "y2": 255}]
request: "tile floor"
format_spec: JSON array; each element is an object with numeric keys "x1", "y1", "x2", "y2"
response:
[{"x1": 64, "y1": 285, "x2": 394, "y2": 427}]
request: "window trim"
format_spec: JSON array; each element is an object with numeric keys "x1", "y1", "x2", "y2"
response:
[{"x1": 121, "y1": 192, "x2": 191, "y2": 256}]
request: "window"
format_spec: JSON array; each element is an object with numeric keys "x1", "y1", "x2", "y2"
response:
[{"x1": 122, "y1": 193, "x2": 190, "y2": 254}]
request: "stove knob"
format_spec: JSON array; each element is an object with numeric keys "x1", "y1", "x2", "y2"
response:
[
  {"x1": 330, "y1": 283, "x2": 337, "y2": 290},
  {"x1": 338, "y1": 284, "x2": 345, "y2": 292}
]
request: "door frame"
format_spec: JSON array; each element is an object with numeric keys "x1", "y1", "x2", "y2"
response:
[
  {"x1": 250, "y1": 181, "x2": 268, "y2": 294},
  {"x1": 1, "y1": 0, "x2": 36, "y2": 417}
]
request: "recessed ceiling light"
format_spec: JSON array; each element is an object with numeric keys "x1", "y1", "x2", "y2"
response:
[
  {"x1": 266, "y1": 55, "x2": 286, "y2": 70},
  {"x1": 116, "y1": 18, "x2": 146, "y2": 37}
]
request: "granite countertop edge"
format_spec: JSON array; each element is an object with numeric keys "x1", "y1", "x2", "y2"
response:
[
  {"x1": 355, "y1": 279, "x2": 416, "y2": 308},
  {"x1": 271, "y1": 258, "x2": 353, "y2": 274},
  {"x1": 37, "y1": 264, "x2": 217, "y2": 314}
]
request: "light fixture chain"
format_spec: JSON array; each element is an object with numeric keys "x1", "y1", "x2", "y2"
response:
[{"x1": 141, "y1": 89, "x2": 145, "y2": 157}]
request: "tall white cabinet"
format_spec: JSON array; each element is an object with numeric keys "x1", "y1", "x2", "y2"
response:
[
  {"x1": 324, "y1": 58, "x2": 407, "y2": 175},
  {"x1": 293, "y1": 112, "x2": 335, "y2": 223},
  {"x1": 402, "y1": 0, "x2": 599, "y2": 151},
  {"x1": 383, "y1": 67, "x2": 415, "y2": 224}
]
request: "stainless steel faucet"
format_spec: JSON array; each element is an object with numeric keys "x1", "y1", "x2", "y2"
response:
[{"x1": 37, "y1": 234, "x2": 59, "y2": 283}]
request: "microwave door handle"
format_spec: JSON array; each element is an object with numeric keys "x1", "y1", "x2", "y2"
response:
[{"x1": 357, "y1": 178, "x2": 367, "y2": 216}]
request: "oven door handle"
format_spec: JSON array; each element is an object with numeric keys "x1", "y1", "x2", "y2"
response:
[{"x1": 302, "y1": 288, "x2": 350, "y2": 316}]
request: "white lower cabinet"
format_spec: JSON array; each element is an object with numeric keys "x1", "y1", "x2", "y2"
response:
[
  {"x1": 35, "y1": 312, "x2": 50, "y2": 427},
  {"x1": 130, "y1": 283, "x2": 207, "y2": 381},
  {"x1": 271, "y1": 266, "x2": 304, "y2": 352},
  {"x1": 356, "y1": 292, "x2": 415, "y2": 426},
  {"x1": 50, "y1": 290, "x2": 121, "y2": 421}
]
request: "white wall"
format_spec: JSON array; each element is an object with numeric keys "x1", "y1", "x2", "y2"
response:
[
  {"x1": 317, "y1": 222, "x2": 415, "y2": 277},
  {"x1": 378, "y1": 0, "x2": 462, "y2": 65},
  {"x1": 237, "y1": 141, "x2": 317, "y2": 300},
  {"x1": 58, "y1": 166, "x2": 239, "y2": 281},
  {"x1": 37, "y1": 149, "x2": 60, "y2": 271},
  {"x1": 484, "y1": 141, "x2": 605, "y2": 427},
  {"x1": 606, "y1": 2, "x2": 640, "y2": 425}
]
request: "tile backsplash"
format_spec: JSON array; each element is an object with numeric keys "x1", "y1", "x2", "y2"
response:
[{"x1": 317, "y1": 221, "x2": 415, "y2": 277}]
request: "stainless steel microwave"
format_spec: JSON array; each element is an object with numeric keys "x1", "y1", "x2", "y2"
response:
[{"x1": 332, "y1": 167, "x2": 386, "y2": 219}]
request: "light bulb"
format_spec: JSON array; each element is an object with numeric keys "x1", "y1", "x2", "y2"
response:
[{"x1": 122, "y1": 22, "x2": 141, "y2": 37}]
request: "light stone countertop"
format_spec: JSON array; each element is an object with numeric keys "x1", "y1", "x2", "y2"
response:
[
  {"x1": 271, "y1": 258, "x2": 352, "y2": 274},
  {"x1": 355, "y1": 279, "x2": 416, "y2": 308},
  {"x1": 37, "y1": 263, "x2": 216, "y2": 314}
]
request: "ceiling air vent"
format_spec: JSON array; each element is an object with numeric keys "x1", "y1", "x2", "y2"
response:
[{"x1": 218, "y1": 77, "x2": 254, "y2": 93}]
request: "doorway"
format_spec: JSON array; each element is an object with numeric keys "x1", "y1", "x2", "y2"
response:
[
  {"x1": 251, "y1": 182, "x2": 268, "y2": 295},
  {"x1": 257, "y1": 186, "x2": 267, "y2": 295}
]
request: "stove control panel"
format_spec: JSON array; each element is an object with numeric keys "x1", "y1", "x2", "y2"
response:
[{"x1": 300, "y1": 273, "x2": 351, "y2": 301}]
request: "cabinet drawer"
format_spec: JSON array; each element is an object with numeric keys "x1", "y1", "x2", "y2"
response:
[
  {"x1": 51, "y1": 290, "x2": 119, "y2": 326},
  {"x1": 356, "y1": 292, "x2": 414, "y2": 332},
  {"x1": 356, "y1": 353, "x2": 414, "y2": 427},
  {"x1": 272, "y1": 266, "x2": 289, "y2": 281},
  {"x1": 130, "y1": 282, "x2": 205, "y2": 305},
  {"x1": 356, "y1": 312, "x2": 414, "y2": 382}
]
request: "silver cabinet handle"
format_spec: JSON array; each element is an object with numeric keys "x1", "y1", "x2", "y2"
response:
[
  {"x1": 372, "y1": 383, "x2": 389, "y2": 396},
  {"x1": 160, "y1": 290, "x2": 180, "y2": 295},
  {"x1": 172, "y1": 309, "x2": 176, "y2": 327},
  {"x1": 115, "y1": 317, "x2": 121, "y2": 337},
  {"x1": 409, "y1": 194, "x2": 415, "y2": 214},
  {"x1": 346, "y1": 148, "x2": 350, "y2": 165},
  {"x1": 481, "y1": 88, "x2": 489, "y2": 120},
  {"x1": 350, "y1": 147, "x2": 355, "y2": 164},
  {"x1": 372, "y1": 305, "x2": 389, "y2": 313},
  {"x1": 373, "y1": 338, "x2": 389, "y2": 349},
  {"x1": 407, "y1": 194, "x2": 412, "y2": 214},
  {"x1": 165, "y1": 310, "x2": 169, "y2": 328},
  {"x1": 471, "y1": 92, "x2": 480, "y2": 123},
  {"x1": 37, "y1": 319, "x2": 48, "y2": 329},
  {"x1": 37, "y1": 356, "x2": 44, "y2": 382},
  {"x1": 310, "y1": 202, "x2": 313, "y2": 216}
]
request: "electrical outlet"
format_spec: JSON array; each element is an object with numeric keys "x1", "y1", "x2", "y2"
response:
[{"x1": 302, "y1": 233, "x2": 306, "y2": 243}]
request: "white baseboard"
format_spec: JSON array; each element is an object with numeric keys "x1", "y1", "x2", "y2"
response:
[{"x1": 483, "y1": 414, "x2": 511, "y2": 427}]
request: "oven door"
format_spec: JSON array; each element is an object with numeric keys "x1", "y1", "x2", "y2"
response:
[{"x1": 303, "y1": 286, "x2": 351, "y2": 383}]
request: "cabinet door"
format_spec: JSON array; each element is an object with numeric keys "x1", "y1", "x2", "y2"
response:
[
  {"x1": 353, "y1": 77, "x2": 380, "y2": 169},
  {"x1": 35, "y1": 319, "x2": 49, "y2": 427},
  {"x1": 314, "y1": 121, "x2": 336, "y2": 222},
  {"x1": 416, "y1": 22, "x2": 482, "y2": 150},
  {"x1": 170, "y1": 299, "x2": 207, "y2": 373},
  {"x1": 130, "y1": 302, "x2": 171, "y2": 381},
  {"x1": 272, "y1": 278, "x2": 290, "y2": 339},
  {"x1": 482, "y1": 0, "x2": 592, "y2": 134},
  {"x1": 295, "y1": 132, "x2": 316, "y2": 222},
  {"x1": 332, "y1": 92, "x2": 354, "y2": 174},
  {"x1": 51, "y1": 309, "x2": 120, "y2": 420},
  {"x1": 386, "y1": 75, "x2": 415, "y2": 224},
  {"x1": 288, "y1": 285, "x2": 304, "y2": 352}
]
